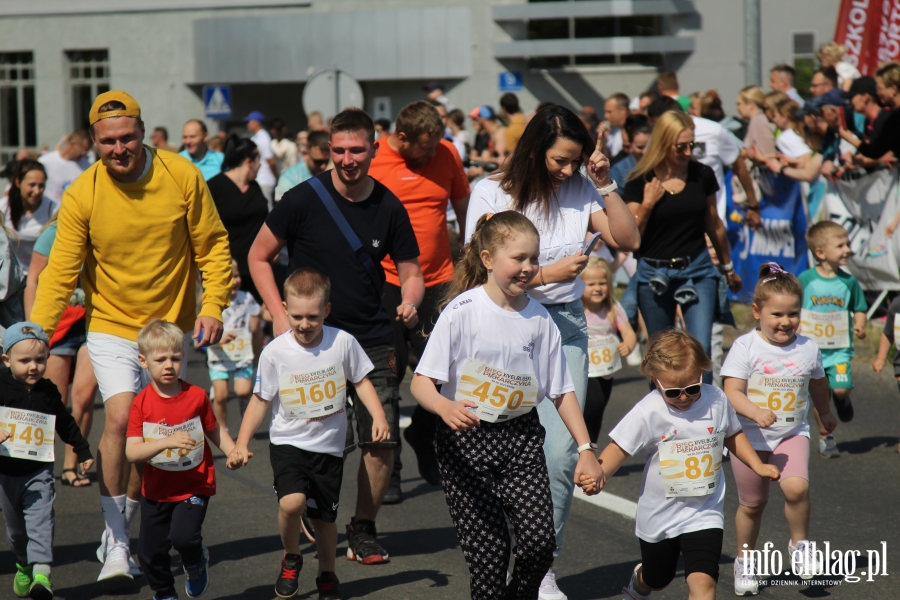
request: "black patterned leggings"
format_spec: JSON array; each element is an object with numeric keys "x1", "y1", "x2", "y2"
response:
[{"x1": 436, "y1": 410, "x2": 556, "y2": 599}]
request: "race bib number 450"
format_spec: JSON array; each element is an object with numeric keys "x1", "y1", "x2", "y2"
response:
[
  {"x1": 143, "y1": 416, "x2": 205, "y2": 472},
  {"x1": 800, "y1": 309, "x2": 849, "y2": 349},
  {"x1": 747, "y1": 373, "x2": 808, "y2": 425},
  {"x1": 278, "y1": 363, "x2": 346, "y2": 420},
  {"x1": 0, "y1": 406, "x2": 56, "y2": 462},
  {"x1": 588, "y1": 335, "x2": 622, "y2": 378},
  {"x1": 659, "y1": 433, "x2": 725, "y2": 498},
  {"x1": 455, "y1": 358, "x2": 538, "y2": 423}
]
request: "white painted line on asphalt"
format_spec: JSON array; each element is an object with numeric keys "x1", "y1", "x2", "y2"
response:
[
  {"x1": 399, "y1": 415, "x2": 412, "y2": 429},
  {"x1": 573, "y1": 490, "x2": 638, "y2": 520}
]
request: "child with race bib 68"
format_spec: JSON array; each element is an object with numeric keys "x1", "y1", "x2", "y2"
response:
[
  {"x1": 589, "y1": 329, "x2": 778, "y2": 600},
  {"x1": 411, "y1": 211, "x2": 604, "y2": 599},
  {"x1": 722, "y1": 263, "x2": 837, "y2": 595},
  {"x1": 125, "y1": 319, "x2": 237, "y2": 600},
  {"x1": 798, "y1": 221, "x2": 866, "y2": 458},
  {"x1": 0, "y1": 322, "x2": 93, "y2": 600},
  {"x1": 581, "y1": 256, "x2": 636, "y2": 442}
]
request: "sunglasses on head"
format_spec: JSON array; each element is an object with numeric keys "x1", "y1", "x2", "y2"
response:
[
  {"x1": 673, "y1": 141, "x2": 700, "y2": 154},
  {"x1": 656, "y1": 377, "x2": 703, "y2": 399}
]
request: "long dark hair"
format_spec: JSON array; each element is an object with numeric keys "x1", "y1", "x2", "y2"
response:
[
  {"x1": 8, "y1": 159, "x2": 46, "y2": 230},
  {"x1": 497, "y1": 104, "x2": 594, "y2": 219},
  {"x1": 222, "y1": 134, "x2": 258, "y2": 172}
]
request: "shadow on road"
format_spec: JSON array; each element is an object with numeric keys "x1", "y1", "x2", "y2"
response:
[
  {"x1": 556, "y1": 560, "x2": 643, "y2": 598},
  {"x1": 375, "y1": 526, "x2": 460, "y2": 558},
  {"x1": 838, "y1": 436, "x2": 899, "y2": 455}
]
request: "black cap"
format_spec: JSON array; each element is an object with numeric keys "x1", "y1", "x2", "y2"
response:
[{"x1": 842, "y1": 76, "x2": 877, "y2": 99}]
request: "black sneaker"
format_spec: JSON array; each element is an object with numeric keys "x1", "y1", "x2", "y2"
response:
[
  {"x1": 345, "y1": 518, "x2": 389, "y2": 564},
  {"x1": 403, "y1": 425, "x2": 441, "y2": 486},
  {"x1": 316, "y1": 571, "x2": 342, "y2": 599},
  {"x1": 274, "y1": 553, "x2": 302, "y2": 598},
  {"x1": 833, "y1": 393, "x2": 854, "y2": 422},
  {"x1": 382, "y1": 473, "x2": 402, "y2": 505}
]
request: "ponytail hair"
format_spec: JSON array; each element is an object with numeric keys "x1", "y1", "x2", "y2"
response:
[
  {"x1": 443, "y1": 211, "x2": 539, "y2": 307},
  {"x1": 753, "y1": 262, "x2": 803, "y2": 308},
  {"x1": 9, "y1": 159, "x2": 46, "y2": 230},
  {"x1": 222, "y1": 134, "x2": 258, "y2": 172}
]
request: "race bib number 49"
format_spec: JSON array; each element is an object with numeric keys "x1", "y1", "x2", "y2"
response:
[
  {"x1": 0, "y1": 407, "x2": 55, "y2": 462},
  {"x1": 208, "y1": 329, "x2": 253, "y2": 363},
  {"x1": 455, "y1": 358, "x2": 538, "y2": 423},
  {"x1": 800, "y1": 309, "x2": 849, "y2": 349},
  {"x1": 659, "y1": 433, "x2": 724, "y2": 498},
  {"x1": 143, "y1": 416, "x2": 205, "y2": 472},
  {"x1": 747, "y1": 373, "x2": 808, "y2": 425},
  {"x1": 588, "y1": 334, "x2": 622, "y2": 378},
  {"x1": 278, "y1": 363, "x2": 346, "y2": 420}
]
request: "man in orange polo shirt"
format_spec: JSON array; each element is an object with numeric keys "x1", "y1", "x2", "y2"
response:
[{"x1": 369, "y1": 100, "x2": 469, "y2": 501}]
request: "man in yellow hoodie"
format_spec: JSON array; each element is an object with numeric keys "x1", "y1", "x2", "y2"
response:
[{"x1": 30, "y1": 90, "x2": 233, "y2": 582}]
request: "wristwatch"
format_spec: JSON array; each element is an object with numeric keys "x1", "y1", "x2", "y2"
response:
[
  {"x1": 595, "y1": 180, "x2": 618, "y2": 196},
  {"x1": 719, "y1": 262, "x2": 735, "y2": 274},
  {"x1": 577, "y1": 442, "x2": 598, "y2": 454}
]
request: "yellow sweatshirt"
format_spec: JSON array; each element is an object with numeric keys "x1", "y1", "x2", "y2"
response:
[{"x1": 31, "y1": 147, "x2": 233, "y2": 341}]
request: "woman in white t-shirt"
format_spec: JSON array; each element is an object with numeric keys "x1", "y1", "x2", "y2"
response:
[
  {"x1": 592, "y1": 330, "x2": 778, "y2": 600},
  {"x1": 770, "y1": 98, "x2": 813, "y2": 165},
  {"x1": 412, "y1": 211, "x2": 604, "y2": 599},
  {"x1": 464, "y1": 105, "x2": 640, "y2": 589},
  {"x1": 1, "y1": 159, "x2": 58, "y2": 274},
  {"x1": 721, "y1": 263, "x2": 836, "y2": 595}
]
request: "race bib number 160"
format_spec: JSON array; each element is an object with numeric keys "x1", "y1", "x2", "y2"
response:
[{"x1": 278, "y1": 363, "x2": 347, "y2": 420}]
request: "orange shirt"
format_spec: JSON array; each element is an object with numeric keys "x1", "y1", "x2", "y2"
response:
[{"x1": 370, "y1": 138, "x2": 470, "y2": 287}]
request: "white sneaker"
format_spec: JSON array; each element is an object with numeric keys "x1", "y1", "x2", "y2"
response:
[
  {"x1": 98, "y1": 544, "x2": 134, "y2": 581},
  {"x1": 128, "y1": 553, "x2": 142, "y2": 576},
  {"x1": 538, "y1": 567, "x2": 567, "y2": 600},
  {"x1": 96, "y1": 529, "x2": 109, "y2": 563},
  {"x1": 819, "y1": 434, "x2": 839, "y2": 458},
  {"x1": 789, "y1": 540, "x2": 821, "y2": 580},
  {"x1": 733, "y1": 557, "x2": 759, "y2": 596},
  {"x1": 622, "y1": 563, "x2": 651, "y2": 600}
]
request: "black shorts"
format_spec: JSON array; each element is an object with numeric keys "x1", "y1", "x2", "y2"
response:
[
  {"x1": 269, "y1": 443, "x2": 343, "y2": 523},
  {"x1": 344, "y1": 344, "x2": 400, "y2": 451},
  {"x1": 639, "y1": 528, "x2": 723, "y2": 589}
]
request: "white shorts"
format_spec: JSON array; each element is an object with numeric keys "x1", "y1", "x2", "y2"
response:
[{"x1": 87, "y1": 332, "x2": 191, "y2": 401}]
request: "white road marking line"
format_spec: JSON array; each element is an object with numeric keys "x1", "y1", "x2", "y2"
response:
[
  {"x1": 399, "y1": 415, "x2": 412, "y2": 429},
  {"x1": 573, "y1": 490, "x2": 638, "y2": 520}
]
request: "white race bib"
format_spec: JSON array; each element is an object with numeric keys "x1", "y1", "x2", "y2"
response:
[
  {"x1": 278, "y1": 363, "x2": 346, "y2": 420},
  {"x1": 747, "y1": 372, "x2": 808, "y2": 426},
  {"x1": 143, "y1": 417, "x2": 205, "y2": 472},
  {"x1": 0, "y1": 407, "x2": 55, "y2": 462},
  {"x1": 894, "y1": 314, "x2": 900, "y2": 350},
  {"x1": 658, "y1": 433, "x2": 725, "y2": 497},
  {"x1": 588, "y1": 334, "x2": 622, "y2": 378},
  {"x1": 208, "y1": 329, "x2": 253, "y2": 364},
  {"x1": 800, "y1": 309, "x2": 849, "y2": 349},
  {"x1": 455, "y1": 358, "x2": 538, "y2": 423}
]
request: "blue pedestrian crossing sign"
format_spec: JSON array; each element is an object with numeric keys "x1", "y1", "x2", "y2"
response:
[
  {"x1": 498, "y1": 72, "x2": 523, "y2": 92},
  {"x1": 203, "y1": 85, "x2": 232, "y2": 119}
]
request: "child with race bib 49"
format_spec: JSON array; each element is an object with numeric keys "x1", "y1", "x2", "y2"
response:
[
  {"x1": 798, "y1": 221, "x2": 867, "y2": 458},
  {"x1": 0, "y1": 322, "x2": 93, "y2": 600},
  {"x1": 228, "y1": 268, "x2": 390, "y2": 600},
  {"x1": 411, "y1": 212, "x2": 604, "y2": 599},
  {"x1": 581, "y1": 256, "x2": 636, "y2": 442},
  {"x1": 125, "y1": 319, "x2": 237, "y2": 600},
  {"x1": 589, "y1": 329, "x2": 778, "y2": 600},
  {"x1": 722, "y1": 263, "x2": 837, "y2": 595}
]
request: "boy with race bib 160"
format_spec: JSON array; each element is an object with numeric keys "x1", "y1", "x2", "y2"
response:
[
  {"x1": 228, "y1": 268, "x2": 390, "y2": 600},
  {"x1": 125, "y1": 320, "x2": 237, "y2": 600},
  {"x1": 798, "y1": 221, "x2": 867, "y2": 458}
]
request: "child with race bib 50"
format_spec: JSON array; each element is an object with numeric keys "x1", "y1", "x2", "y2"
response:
[
  {"x1": 125, "y1": 319, "x2": 237, "y2": 600},
  {"x1": 410, "y1": 211, "x2": 604, "y2": 599},
  {"x1": 0, "y1": 322, "x2": 93, "y2": 600},
  {"x1": 722, "y1": 263, "x2": 837, "y2": 595}
]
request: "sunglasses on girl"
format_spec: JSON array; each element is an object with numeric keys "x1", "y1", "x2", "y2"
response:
[
  {"x1": 673, "y1": 141, "x2": 700, "y2": 154},
  {"x1": 656, "y1": 377, "x2": 703, "y2": 399}
]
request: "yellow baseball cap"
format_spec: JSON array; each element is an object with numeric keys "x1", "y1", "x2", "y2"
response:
[{"x1": 88, "y1": 90, "x2": 141, "y2": 125}]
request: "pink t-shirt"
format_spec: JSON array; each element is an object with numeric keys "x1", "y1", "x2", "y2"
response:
[{"x1": 585, "y1": 300, "x2": 628, "y2": 338}]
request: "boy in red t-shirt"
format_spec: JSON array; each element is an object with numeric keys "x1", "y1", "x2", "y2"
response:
[{"x1": 126, "y1": 320, "x2": 236, "y2": 600}]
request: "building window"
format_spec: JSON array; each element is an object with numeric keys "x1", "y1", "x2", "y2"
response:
[
  {"x1": 793, "y1": 32, "x2": 816, "y2": 100},
  {"x1": 67, "y1": 50, "x2": 110, "y2": 131},
  {"x1": 0, "y1": 52, "x2": 36, "y2": 165}
]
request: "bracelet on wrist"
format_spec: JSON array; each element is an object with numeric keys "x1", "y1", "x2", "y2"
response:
[{"x1": 746, "y1": 204, "x2": 760, "y2": 212}]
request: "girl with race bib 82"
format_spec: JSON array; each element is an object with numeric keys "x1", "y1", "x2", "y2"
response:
[
  {"x1": 721, "y1": 263, "x2": 837, "y2": 596},
  {"x1": 411, "y1": 211, "x2": 603, "y2": 599}
]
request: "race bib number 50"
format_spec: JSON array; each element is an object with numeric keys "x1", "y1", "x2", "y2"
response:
[
  {"x1": 747, "y1": 373, "x2": 808, "y2": 425},
  {"x1": 278, "y1": 363, "x2": 346, "y2": 420},
  {"x1": 143, "y1": 417, "x2": 205, "y2": 472},
  {"x1": 800, "y1": 309, "x2": 849, "y2": 349},
  {"x1": 455, "y1": 358, "x2": 538, "y2": 423},
  {"x1": 0, "y1": 407, "x2": 56, "y2": 462},
  {"x1": 659, "y1": 433, "x2": 724, "y2": 497}
]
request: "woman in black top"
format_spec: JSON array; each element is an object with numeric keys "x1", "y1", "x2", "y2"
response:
[
  {"x1": 207, "y1": 135, "x2": 269, "y2": 302},
  {"x1": 621, "y1": 111, "x2": 740, "y2": 375}
]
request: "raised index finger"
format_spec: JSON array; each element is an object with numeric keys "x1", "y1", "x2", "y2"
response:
[{"x1": 596, "y1": 134, "x2": 603, "y2": 153}]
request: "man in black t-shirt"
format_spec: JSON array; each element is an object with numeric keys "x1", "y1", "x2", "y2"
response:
[{"x1": 248, "y1": 108, "x2": 424, "y2": 568}]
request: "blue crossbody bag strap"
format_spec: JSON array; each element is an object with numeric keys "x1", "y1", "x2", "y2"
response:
[{"x1": 308, "y1": 176, "x2": 384, "y2": 297}]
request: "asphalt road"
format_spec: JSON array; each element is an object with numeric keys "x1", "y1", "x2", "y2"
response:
[{"x1": 1, "y1": 347, "x2": 898, "y2": 599}]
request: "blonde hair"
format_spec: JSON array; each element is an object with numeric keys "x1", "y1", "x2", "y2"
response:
[
  {"x1": 753, "y1": 262, "x2": 803, "y2": 307},
  {"x1": 738, "y1": 85, "x2": 766, "y2": 109},
  {"x1": 581, "y1": 257, "x2": 616, "y2": 318},
  {"x1": 763, "y1": 91, "x2": 789, "y2": 115},
  {"x1": 876, "y1": 61, "x2": 900, "y2": 90},
  {"x1": 818, "y1": 42, "x2": 846, "y2": 62},
  {"x1": 806, "y1": 221, "x2": 848, "y2": 253},
  {"x1": 283, "y1": 267, "x2": 331, "y2": 302},
  {"x1": 640, "y1": 329, "x2": 712, "y2": 378},
  {"x1": 137, "y1": 319, "x2": 184, "y2": 356},
  {"x1": 628, "y1": 111, "x2": 694, "y2": 182},
  {"x1": 444, "y1": 211, "x2": 539, "y2": 306}
]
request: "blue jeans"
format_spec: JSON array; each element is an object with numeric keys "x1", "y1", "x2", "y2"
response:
[{"x1": 537, "y1": 299, "x2": 588, "y2": 557}]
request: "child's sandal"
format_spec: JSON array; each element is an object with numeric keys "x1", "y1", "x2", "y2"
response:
[{"x1": 60, "y1": 468, "x2": 91, "y2": 487}]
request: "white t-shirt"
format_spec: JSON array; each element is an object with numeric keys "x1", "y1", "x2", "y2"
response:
[
  {"x1": 721, "y1": 330, "x2": 825, "y2": 451},
  {"x1": 835, "y1": 61, "x2": 861, "y2": 88},
  {"x1": 609, "y1": 384, "x2": 742, "y2": 542},
  {"x1": 466, "y1": 176, "x2": 605, "y2": 304},
  {"x1": 607, "y1": 127, "x2": 624, "y2": 157},
  {"x1": 776, "y1": 129, "x2": 812, "y2": 160},
  {"x1": 208, "y1": 290, "x2": 261, "y2": 371},
  {"x1": 38, "y1": 151, "x2": 91, "y2": 203},
  {"x1": 0, "y1": 195, "x2": 59, "y2": 274},
  {"x1": 691, "y1": 116, "x2": 741, "y2": 224},
  {"x1": 416, "y1": 286, "x2": 574, "y2": 405},
  {"x1": 251, "y1": 129, "x2": 276, "y2": 187},
  {"x1": 254, "y1": 327, "x2": 373, "y2": 456}
]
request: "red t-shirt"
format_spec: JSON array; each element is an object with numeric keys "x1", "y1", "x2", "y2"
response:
[{"x1": 126, "y1": 381, "x2": 218, "y2": 502}]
